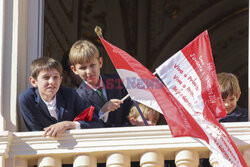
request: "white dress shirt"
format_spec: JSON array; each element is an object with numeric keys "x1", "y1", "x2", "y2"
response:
[
  {"x1": 41, "y1": 96, "x2": 81, "y2": 129},
  {"x1": 42, "y1": 96, "x2": 57, "y2": 120}
]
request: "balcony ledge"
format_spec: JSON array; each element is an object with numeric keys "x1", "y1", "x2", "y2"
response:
[{"x1": 1, "y1": 122, "x2": 250, "y2": 165}]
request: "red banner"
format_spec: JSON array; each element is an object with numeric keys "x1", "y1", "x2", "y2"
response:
[{"x1": 156, "y1": 30, "x2": 246, "y2": 166}]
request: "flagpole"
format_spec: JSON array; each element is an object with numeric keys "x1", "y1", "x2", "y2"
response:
[
  {"x1": 132, "y1": 100, "x2": 149, "y2": 126},
  {"x1": 95, "y1": 26, "x2": 149, "y2": 126},
  {"x1": 121, "y1": 94, "x2": 130, "y2": 102}
]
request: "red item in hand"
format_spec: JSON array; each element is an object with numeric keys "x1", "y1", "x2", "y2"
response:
[{"x1": 74, "y1": 106, "x2": 95, "y2": 122}]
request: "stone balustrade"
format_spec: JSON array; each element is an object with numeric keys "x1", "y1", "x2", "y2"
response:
[{"x1": 0, "y1": 122, "x2": 250, "y2": 167}]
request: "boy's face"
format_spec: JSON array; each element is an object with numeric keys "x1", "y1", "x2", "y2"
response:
[
  {"x1": 129, "y1": 111, "x2": 157, "y2": 126},
  {"x1": 222, "y1": 94, "x2": 239, "y2": 115},
  {"x1": 71, "y1": 57, "x2": 103, "y2": 86},
  {"x1": 30, "y1": 69, "x2": 62, "y2": 102}
]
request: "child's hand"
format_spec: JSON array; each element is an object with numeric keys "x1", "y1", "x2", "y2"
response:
[
  {"x1": 43, "y1": 121, "x2": 75, "y2": 137},
  {"x1": 101, "y1": 99, "x2": 123, "y2": 113}
]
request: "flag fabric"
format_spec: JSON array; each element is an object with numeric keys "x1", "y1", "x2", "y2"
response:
[
  {"x1": 155, "y1": 30, "x2": 246, "y2": 167},
  {"x1": 99, "y1": 36, "x2": 209, "y2": 141},
  {"x1": 98, "y1": 30, "x2": 247, "y2": 166},
  {"x1": 74, "y1": 106, "x2": 94, "y2": 122}
]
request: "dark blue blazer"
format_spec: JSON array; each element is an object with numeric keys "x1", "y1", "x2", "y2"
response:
[
  {"x1": 77, "y1": 74, "x2": 132, "y2": 127},
  {"x1": 19, "y1": 86, "x2": 104, "y2": 131},
  {"x1": 219, "y1": 105, "x2": 248, "y2": 122}
]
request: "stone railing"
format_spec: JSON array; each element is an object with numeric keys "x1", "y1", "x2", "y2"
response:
[{"x1": 0, "y1": 122, "x2": 250, "y2": 167}]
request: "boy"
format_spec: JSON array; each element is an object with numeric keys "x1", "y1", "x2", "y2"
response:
[
  {"x1": 128, "y1": 102, "x2": 160, "y2": 126},
  {"x1": 217, "y1": 72, "x2": 248, "y2": 122},
  {"x1": 69, "y1": 40, "x2": 132, "y2": 127},
  {"x1": 128, "y1": 103, "x2": 176, "y2": 167},
  {"x1": 19, "y1": 57, "x2": 103, "y2": 137}
]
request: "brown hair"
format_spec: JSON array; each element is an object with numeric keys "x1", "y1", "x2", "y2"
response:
[
  {"x1": 69, "y1": 40, "x2": 100, "y2": 66},
  {"x1": 217, "y1": 72, "x2": 241, "y2": 99},
  {"x1": 129, "y1": 103, "x2": 160, "y2": 123},
  {"x1": 30, "y1": 57, "x2": 62, "y2": 79}
]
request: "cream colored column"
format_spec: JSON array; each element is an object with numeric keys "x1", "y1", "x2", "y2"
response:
[
  {"x1": 10, "y1": 0, "x2": 28, "y2": 132},
  {"x1": 208, "y1": 152, "x2": 219, "y2": 167},
  {"x1": 140, "y1": 152, "x2": 164, "y2": 167},
  {"x1": 175, "y1": 150, "x2": 199, "y2": 167},
  {"x1": 73, "y1": 155, "x2": 97, "y2": 167},
  {"x1": 0, "y1": 156, "x2": 5, "y2": 167},
  {"x1": 0, "y1": 131, "x2": 13, "y2": 167},
  {"x1": 210, "y1": 150, "x2": 250, "y2": 167},
  {"x1": 15, "y1": 158, "x2": 28, "y2": 167},
  {"x1": 243, "y1": 148, "x2": 250, "y2": 166},
  {"x1": 0, "y1": 0, "x2": 5, "y2": 131},
  {"x1": 106, "y1": 153, "x2": 130, "y2": 167},
  {"x1": 38, "y1": 156, "x2": 61, "y2": 167}
]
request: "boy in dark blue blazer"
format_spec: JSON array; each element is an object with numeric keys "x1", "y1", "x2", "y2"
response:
[
  {"x1": 19, "y1": 57, "x2": 103, "y2": 137},
  {"x1": 217, "y1": 72, "x2": 248, "y2": 122},
  {"x1": 69, "y1": 40, "x2": 132, "y2": 127}
]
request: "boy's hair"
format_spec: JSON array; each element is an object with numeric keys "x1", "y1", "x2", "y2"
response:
[
  {"x1": 69, "y1": 40, "x2": 100, "y2": 66},
  {"x1": 129, "y1": 103, "x2": 160, "y2": 123},
  {"x1": 30, "y1": 57, "x2": 63, "y2": 79},
  {"x1": 217, "y1": 72, "x2": 241, "y2": 99}
]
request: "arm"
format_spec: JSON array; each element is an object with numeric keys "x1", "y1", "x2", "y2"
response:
[
  {"x1": 102, "y1": 74, "x2": 132, "y2": 127},
  {"x1": 101, "y1": 99, "x2": 123, "y2": 113},
  {"x1": 78, "y1": 109, "x2": 104, "y2": 128},
  {"x1": 120, "y1": 84, "x2": 133, "y2": 126},
  {"x1": 43, "y1": 99, "x2": 104, "y2": 137},
  {"x1": 43, "y1": 121, "x2": 76, "y2": 137},
  {"x1": 74, "y1": 90, "x2": 104, "y2": 128},
  {"x1": 19, "y1": 91, "x2": 44, "y2": 131}
]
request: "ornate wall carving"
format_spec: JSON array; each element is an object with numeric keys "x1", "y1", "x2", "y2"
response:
[{"x1": 43, "y1": 0, "x2": 248, "y2": 107}]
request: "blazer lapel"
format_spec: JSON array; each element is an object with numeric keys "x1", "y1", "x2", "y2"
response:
[
  {"x1": 35, "y1": 89, "x2": 56, "y2": 122},
  {"x1": 81, "y1": 81, "x2": 105, "y2": 107},
  {"x1": 102, "y1": 74, "x2": 115, "y2": 100},
  {"x1": 102, "y1": 75, "x2": 119, "y2": 123},
  {"x1": 56, "y1": 90, "x2": 66, "y2": 122}
]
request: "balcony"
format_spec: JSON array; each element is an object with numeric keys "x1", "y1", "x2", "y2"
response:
[{"x1": 0, "y1": 122, "x2": 250, "y2": 167}]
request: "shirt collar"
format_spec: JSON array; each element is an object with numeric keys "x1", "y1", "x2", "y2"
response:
[
  {"x1": 84, "y1": 76, "x2": 105, "y2": 91},
  {"x1": 41, "y1": 95, "x2": 57, "y2": 107}
]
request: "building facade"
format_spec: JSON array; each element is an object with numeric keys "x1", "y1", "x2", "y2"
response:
[{"x1": 0, "y1": 0, "x2": 249, "y2": 166}]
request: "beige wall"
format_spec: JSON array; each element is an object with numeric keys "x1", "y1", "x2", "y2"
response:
[
  {"x1": 0, "y1": 0, "x2": 43, "y2": 131},
  {"x1": 0, "y1": 0, "x2": 5, "y2": 131}
]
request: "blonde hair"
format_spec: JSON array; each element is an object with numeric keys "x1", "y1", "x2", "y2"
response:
[
  {"x1": 30, "y1": 57, "x2": 62, "y2": 80},
  {"x1": 69, "y1": 40, "x2": 100, "y2": 66},
  {"x1": 129, "y1": 103, "x2": 160, "y2": 123},
  {"x1": 217, "y1": 72, "x2": 241, "y2": 99}
]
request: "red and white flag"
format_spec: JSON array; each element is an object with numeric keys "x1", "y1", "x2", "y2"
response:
[
  {"x1": 155, "y1": 30, "x2": 246, "y2": 166},
  {"x1": 99, "y1": 37, "x2": 208, "y2": 141},
  {"x1": 98, "y1": 30, "x2": 247, "y2": 166}
]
